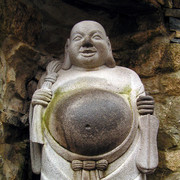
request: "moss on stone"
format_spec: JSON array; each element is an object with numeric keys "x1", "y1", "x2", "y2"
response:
[
  {"x1": 118, "y1": 86, "x2": 132, "y2": 110},
  {"x1": 122, "y1": 86, "x2": 132, "y2": 95},
  {"x1": 43, "y1": 88, "x2": 78, "y2": 129}
]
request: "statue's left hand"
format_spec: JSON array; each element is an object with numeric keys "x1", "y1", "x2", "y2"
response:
[
  {"x1": 137, "y1": 95, "x2": 154, "y2": 115},
  {"x1": 32, "y1": 89, "x2": 52, "y2": 106}
]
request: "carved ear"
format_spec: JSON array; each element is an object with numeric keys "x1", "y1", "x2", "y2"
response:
[
  {"x1": 62, "y1": 39, "x2": 72, "y2": 70},
  {"x1": 105, "y1": 37, "x2": 116, "y2": 68}
]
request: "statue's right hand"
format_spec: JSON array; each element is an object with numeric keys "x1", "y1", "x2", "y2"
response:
[{"x1": 32, "y1": 89, "x2": 52, "y2": 106}]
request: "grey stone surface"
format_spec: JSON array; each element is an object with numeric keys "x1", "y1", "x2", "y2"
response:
[
  {"x1": 30, "y1": 21, "x2": 159, "y2": 180},
  {"x1": 169, "y1": 17, "x2": 180, "y2": 31},
  {"x1": 170, "y1": 38, "x2": 180, "y2": 43},
  {"x1": 47, "y1": 89, "x2": 133, "y2": 156},
  {"x1": 1, "y1": 1, "x2": 179, "y2": 179},
  {"x1": 165, "y1": 8, "x2": 180, "y2": 18}
]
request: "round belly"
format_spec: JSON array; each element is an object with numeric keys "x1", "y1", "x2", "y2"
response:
[{"x1": 45, "y1": 89, "x2": 133, "y2": 156}]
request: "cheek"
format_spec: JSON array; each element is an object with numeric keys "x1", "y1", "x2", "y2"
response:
[
  {"x1": 96, "y1": 44, "x2": 109, "y2": 55},
  {"x1": 94, "y1": 41, "x2": 108, "y2": 49},
  {"x1": 71, "y1": 41, "x2": 82, "y2": 48},
  {"x1": 69, "y1": 44, "x2": 79, "y2": 55}
]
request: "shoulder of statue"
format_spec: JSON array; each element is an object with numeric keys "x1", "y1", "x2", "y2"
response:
[
  {"x1": 112, "y1": 66, "x2": 138, "y2": 77},
  {"x1": 114, "y1": 66, "x2": 144, "y2": 92}
]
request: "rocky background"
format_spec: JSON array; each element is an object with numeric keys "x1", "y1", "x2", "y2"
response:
[{"x1": 0, "y1": 0, "x2": 180, "y2": 179}]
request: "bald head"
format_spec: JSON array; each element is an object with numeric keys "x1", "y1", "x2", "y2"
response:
[
  {"x1": 70, "y1": 21, "x2": 107, "y2": 39},
  {"x1": 62, "y1": 20, "x2": 116, "y2": 69}
]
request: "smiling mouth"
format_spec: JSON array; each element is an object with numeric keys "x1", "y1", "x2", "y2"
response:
[{"x1": 80, "y1": 50, "x2": 96, "y2": 57}]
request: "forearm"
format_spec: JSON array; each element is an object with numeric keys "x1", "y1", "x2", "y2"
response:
[{"x1": 136, "y1": 95, "x2": 159, "y2": 174}]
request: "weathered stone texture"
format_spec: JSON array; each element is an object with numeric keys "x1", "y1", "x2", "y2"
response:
[
  {"x1": 0, "y1": 0, "x2": 42, "y2": 46},
  {"x1": 0, "y1": 0, "x2": 180, "y2": 179}
]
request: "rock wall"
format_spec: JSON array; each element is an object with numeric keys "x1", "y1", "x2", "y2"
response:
[{"x1": 0, "y1": 0, "x2": 179, "y2": 179}]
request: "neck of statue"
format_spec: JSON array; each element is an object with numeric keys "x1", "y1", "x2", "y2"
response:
[{"x1": 71, "y1": 65, "x2": 107, "y2": 71}]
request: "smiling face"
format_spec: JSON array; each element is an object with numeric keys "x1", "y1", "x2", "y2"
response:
[{"x1": 67, "y1": 21, "x2": 113, "y2": 69}]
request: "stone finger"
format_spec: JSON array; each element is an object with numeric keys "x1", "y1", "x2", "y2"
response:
[
  {"x1": 34, "y1": 90, "x2": 52, "y2": 99},
  {"x1": 33, "y1": 91, "x2": 52, "y2": 99},
  {"x1": 137, "y1": 105, "x2": 154, "y2": 110},
  {"x1": 32, "y1": 99, "x2": 49, "y2": 106},
  {"x1": 138, "y1": 109, "x2": 154, "y2": 115},
  {"x1": 32, "y1": 94, "x2": 51, "y2": 102},
  {"x1": 137, "y1": 100, "x2": 154, "y2": 106},
  {"x1": 40, "y1": 88, "x2": 52, "y2": 94},
  {"x1": 35, "y1": 88, "x2": 52, "y2": 94},
  {"x1": 137, "y1": 96, "x2": 154, "y2": 101}
]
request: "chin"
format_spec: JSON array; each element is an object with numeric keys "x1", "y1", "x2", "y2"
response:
[{"x1": 80, "y1": 59, "x2": 102, "y2": 68}]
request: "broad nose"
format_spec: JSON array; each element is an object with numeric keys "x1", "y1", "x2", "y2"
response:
[{"x1": 82, "y1": 36, "x2": 93, "y2": 47}]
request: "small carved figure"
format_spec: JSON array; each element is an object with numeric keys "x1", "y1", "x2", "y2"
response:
[{"x1": 30, "y1": 21, "x2": 159, "y2": 180}]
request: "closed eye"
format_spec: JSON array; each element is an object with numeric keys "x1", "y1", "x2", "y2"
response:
[
  {"x1": 73, "y1": 35, "x2": 82, "y2": 41},
  {"x1": 92, "y1": 35, "x2": 102, "y2": 40}
]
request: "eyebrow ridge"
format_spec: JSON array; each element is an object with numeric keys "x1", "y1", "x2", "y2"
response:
[{"x1": 71, "y1": 30, "x2": 104, "y2": 37}]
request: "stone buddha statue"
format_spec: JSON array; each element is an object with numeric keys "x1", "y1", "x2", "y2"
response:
[{"x1": 30, "y1": 20, "x2": 159, "y2": 180}]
